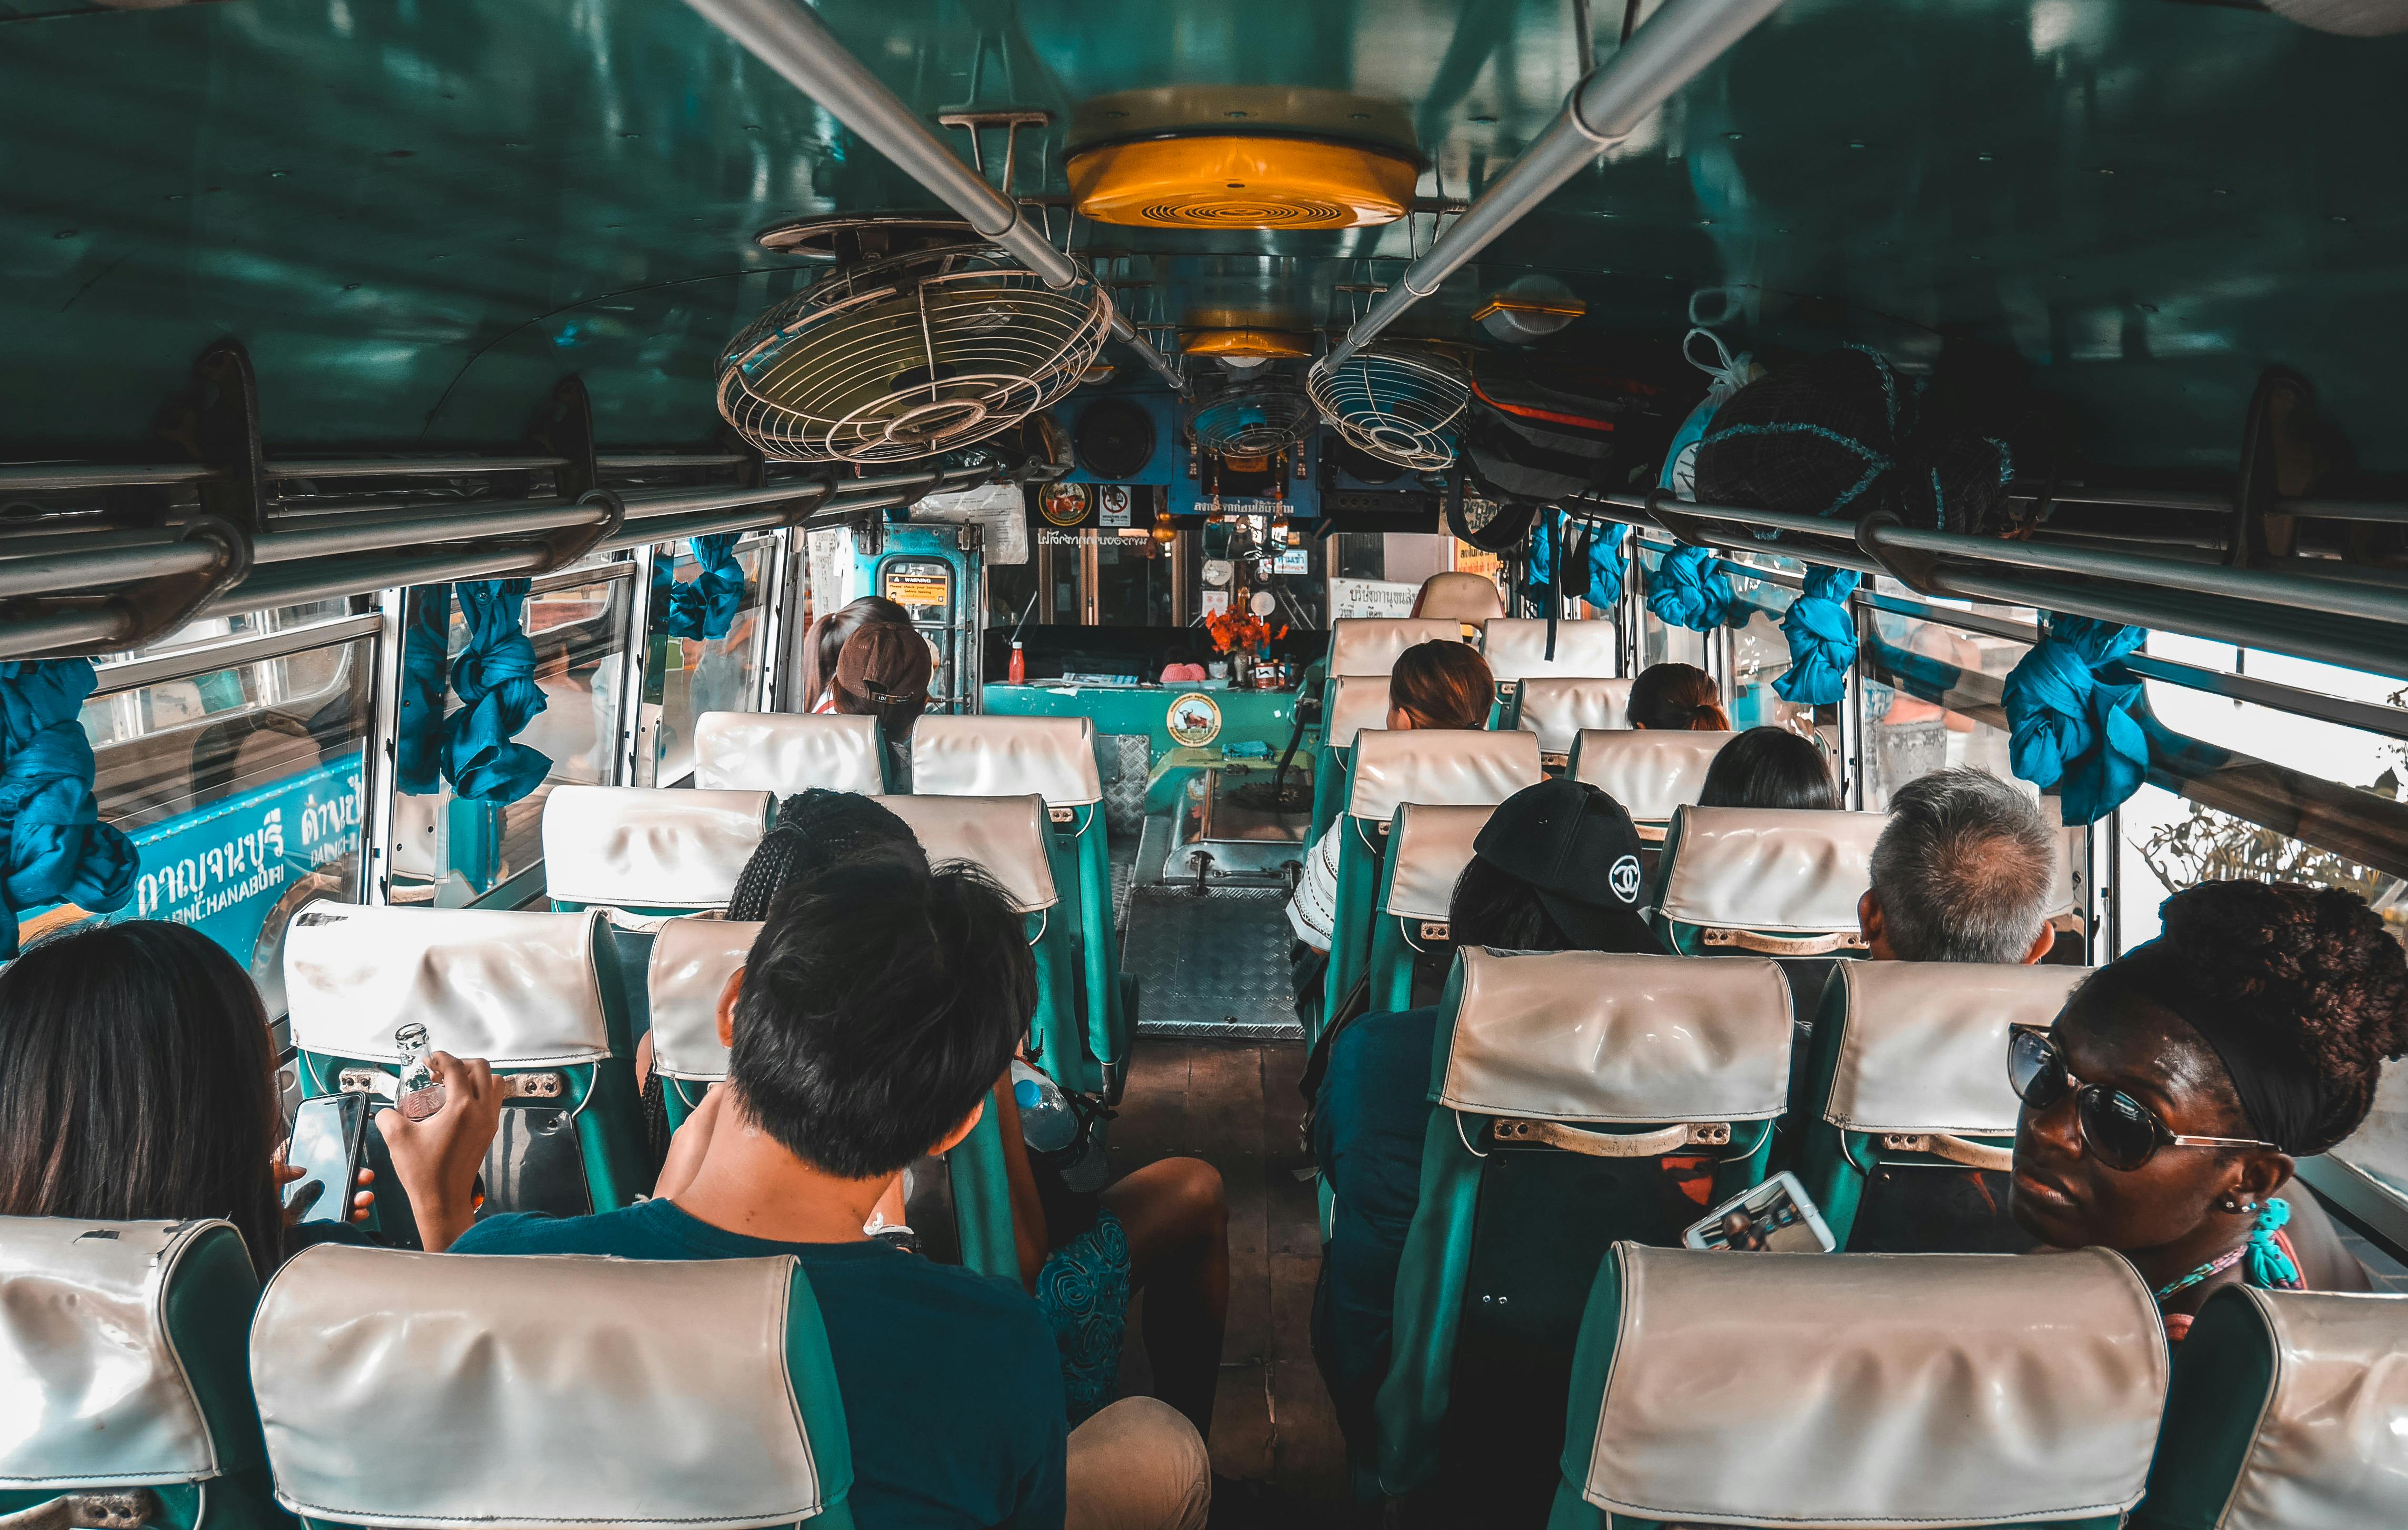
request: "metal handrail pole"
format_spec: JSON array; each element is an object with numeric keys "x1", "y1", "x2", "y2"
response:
[
  {"x1": 0, "y1": 464, "x2": 218, "y2": 492},
  {"x1": 249, "y1": 502, "x2": 609, "y2": 564},
  {"x1": 262, "y1": 455, "x2": 569, "y2": 479},
  {"x1": 0, "y1": 541, "x2": 226, "y2": 601}
]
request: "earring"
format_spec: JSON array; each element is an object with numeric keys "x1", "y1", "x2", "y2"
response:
[{"x1": 2222, "y1": 1198, "x2": 2243, "y2": 1212}]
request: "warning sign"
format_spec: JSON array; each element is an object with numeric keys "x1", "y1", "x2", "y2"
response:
[{"x1": 881, "y1": 559, "x2": 952, "y2": 616}]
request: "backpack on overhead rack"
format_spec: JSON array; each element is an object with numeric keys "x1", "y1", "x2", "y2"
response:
[{"x1": 1461, "y1": 355, "x2": 1679, "y2": 506}]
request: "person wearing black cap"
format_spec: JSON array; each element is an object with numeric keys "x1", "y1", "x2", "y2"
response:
[
  {"x1": 1307, "y1": 778, "x2": 1654, "y2": 1452},
  {"x1": 2009, "y1": 879, "x2": 2401, "y2": 1339}
]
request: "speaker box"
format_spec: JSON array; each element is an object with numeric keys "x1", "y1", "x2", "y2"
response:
[{"x1": 1052, "y1": 391, "x2": 1178, "y2": 486}]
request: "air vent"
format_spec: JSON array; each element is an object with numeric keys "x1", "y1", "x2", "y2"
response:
[
  {"x1": 1073, "y1": 397, "x2": 1160, "y2": 481},
  {"x1": 1068, "y1": 136, "x2": 1417, "y2": 230}
]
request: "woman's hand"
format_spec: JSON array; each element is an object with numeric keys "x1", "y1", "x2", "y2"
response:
[
  {"x1": 374, "y1": 1053, "x2": 503, "y2": 1253},
  {"x1": 273, "y1": 1140, "x2": 375, "y2": 1227},
  {"x1": 653, "y1": 1083, "x2": 725, "y2": 1202}
]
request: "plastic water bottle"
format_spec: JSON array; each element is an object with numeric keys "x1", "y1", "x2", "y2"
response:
[
  {"x1": 1011, "y1": 1060, "x2": 1078, "y2": 1155},
  {"x1": 395, "y1": 1023, "x2": 445, "y2": 1122}
]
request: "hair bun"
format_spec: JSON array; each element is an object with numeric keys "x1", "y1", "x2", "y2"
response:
[{"x1": 2160, "y1": 879, "x2": 2408, "y2": 1152}]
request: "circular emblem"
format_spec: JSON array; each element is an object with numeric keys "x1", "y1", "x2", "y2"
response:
[
  {"x1": 1167, "y1": 691, "x2": 1223, "y2": 748},
  {"x1": 1039, "y1": 482, "x2": 1092, "y2": 526},
  {"x1": 1608, "y1": 854, "x2": 1643, "y2": 906}
]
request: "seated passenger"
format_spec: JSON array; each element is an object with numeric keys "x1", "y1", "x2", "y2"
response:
[
  {"x1": 724, "y1": 788, "x2": 1230, "y2": 1440},
  {"x1": 1624, "y1": 661, "x2": 1731, "y2": 731},
  {"x1": 0, "y1": 921, "x2": 501, "y2": 1267},
  {"x1": 1287, "y1": 638, "x2": 1494, "y2": 955},
  {"x1": 1698, "y1": 725, "x2": 1839, "y2": 811},
  {"x1": 458, "y1": 854, "x2": 1210, "y2": 1530},
  {"x1": 803, "y1": 595, "x2": 910, "y2": 714},
  {"x1": 2010, "y1": 878, "x2": 2402, "y2": 1337},
  {"x1": 1861, "y1": 766, "x2": 2056, "y2": 964},
  {"x1": 830, "y1": 620, "x2": 934, "y2": 790},
  {"x1": 1308, "y1": 778, "x2": 1654, "y2": 1453}
]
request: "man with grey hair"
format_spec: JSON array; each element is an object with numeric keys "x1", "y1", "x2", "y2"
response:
[{"x1": 1860, "y1": 766, "x2": 2059, "y2": 965}]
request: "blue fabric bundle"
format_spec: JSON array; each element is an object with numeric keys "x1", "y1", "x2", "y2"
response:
[
  {"x1": 1528, "y1": 512, "x2": 1628, "y2": 611},
  {"x1": 658, "y1": 535, "x2": 747, "y2": 642},
  {"x1": 1646, "y1": 544, "x2": 1736, "y2": 631},
  {"x1": 396, "y1": 585, "x2": 452, "y2": 796},
  {"x1": 442, "y1": 579, "x2": 553, "y2": 805},
  {"x1": 2001, "y1": 613, "x2": 2149, "y2": 826},
  {"x1": 0, "y1": 659, "x2": 136, "y2": 952},
  {"x1": 1773, "y1": 567, "x2": 1861, "y2": 707}
]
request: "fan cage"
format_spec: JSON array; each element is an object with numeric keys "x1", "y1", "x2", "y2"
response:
[
  {"x1": 1187, "y1": 384, "x2": 1317, "y2": 459},
  {"x1": 1307, "y1": 347, "x2": 1470, "y2": 471},
  {"x1": 716, "y1": 245, "x2": 1114, "y2": 464}
]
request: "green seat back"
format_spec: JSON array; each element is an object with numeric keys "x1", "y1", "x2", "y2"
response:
[
  {"x1": 252, "y1": 1245, "x2": 855, "y2": 1529},
  {"x1": 2134, "y1": 1286, "x2": 2408, "y2": 1530},
  {"x1": 1363, "y1": 803, "x2": 1495, "y2": 1016},
  {"x1": 284, "y1": 902, "x2": 652, "y2": 1236},
  {"x1": 1549, "y1": 1244, "x2": 2166, "y2": 1529},
  {"x1": 1312, "y1": 675, "x2": 1393, "y2": 843},
  {"x1": 692, "y1": 711, "x2": 888, "y2": 794},
  {"x1": 0, "y1": 1217, "x2": 282, "y2": 1530},
  {"x1": 1794, "y1": 960, "x2": 2087, "y2": 1249},
  {"x1": 1321, "y1": 729, "x2": 1542, "y2": 1042},
  {"x1": 1378, "y1": 948, "x2": 1795, "y2": 1511},
  {"x1": 542, "y1": 783, "x2": 775, "y2": 920},
  {"x1": 912, "y1": 715, "x2": 1132, "y2": 1099}
]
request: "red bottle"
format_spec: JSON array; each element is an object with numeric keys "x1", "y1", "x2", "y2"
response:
[{"x1": 1007, "y1": 641, "x2": 1026, "y2": 684}]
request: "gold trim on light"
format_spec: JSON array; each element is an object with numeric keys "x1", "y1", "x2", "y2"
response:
[
  {"x1": 1067, "y1": 136, "x2": 1418, "y2": 229},
  {"x1": 1182, "y1": 328, "x2": 1313, "y2": 359},
  {"x1": 1472, "y1": 295, "x2": 1588, "y2": 322}
]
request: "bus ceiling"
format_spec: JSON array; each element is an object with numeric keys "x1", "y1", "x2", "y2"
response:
[{"x1": 2, "y1": 0, "x2": 2405, "y2": 665}]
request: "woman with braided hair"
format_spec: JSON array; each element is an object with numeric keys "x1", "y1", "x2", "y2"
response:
[{"x1": 2010, "y1": 879, "x2": 2407, "y2": 1337}]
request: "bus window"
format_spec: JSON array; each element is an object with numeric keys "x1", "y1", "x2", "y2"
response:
[
  {"x1": 1859, "y1": 610, "x2": 2022, "y2": 809},
  {"x1": 392, "y1": 569, "x2": 635, "y2": 906},
  {"x1": 641, "y1": 536, "x2": 772, "y2": 786},
  {"x1": 1636, "y1": 543, "x2": 1708, "y2": 672},
  {"x1": 25, "y1": 635, "x2": 376, "y2": 1019}
]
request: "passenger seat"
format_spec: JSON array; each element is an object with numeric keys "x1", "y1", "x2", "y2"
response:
[
  {"x1": 2136, "y1": 1286, "x2": 2408, "y2": 1529},
  {"x1": 1378, "y1": 948, "x2": 1792, "y2": 1513},
  {"x1": 1363, "y1": 802, "x2": 1494, "y2": 1017},
  {"x1": 0, "y1": 1216, "x2": 278, "y2": 1529},
  {"x1": 1552, "y1": 1243, "x2": 2168, "y2": 1528},
  {"x1": 1794, "y1": 961, "x2": 2088, "y2": 1250},
  {"x1": 1478, "y1": 617, "x2": 1620, "y2": 708},
  {"x1": 541, "y1": 784, "x2": 773, "y2": 918},
  {"x1": 1312, "y1": 674, "x2": 1393, "y2": 841},
  {"x1": 1565, "y1": 728, "x2": 1734, "y2": 841},
  {"x1": 1510, "y1": 679, "x2": 1634, "y2": 770},
  {"x1": 694, "y1": 711, "x2": 888, "y2": 795},
  {"x1": 251, "y1": 1245, "x2": 853, "y2": 1527},
  {"x1": 284, "y1": 902, "x2": 650, "y2": 1232}
]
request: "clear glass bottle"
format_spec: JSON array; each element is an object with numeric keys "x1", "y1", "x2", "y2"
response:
[{"x1": 394, "y1": 1022, "x2": 445, "y2": 1121}]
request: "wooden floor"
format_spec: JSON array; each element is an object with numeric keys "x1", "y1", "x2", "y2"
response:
[{"x1": 1108, "y1": 1040, "x2": 1348, "y2": 1513}]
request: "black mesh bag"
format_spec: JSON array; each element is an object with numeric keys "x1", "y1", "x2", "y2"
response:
[{"x1": 1692, "y1": 346, "x2": 2015, "y2": 535}]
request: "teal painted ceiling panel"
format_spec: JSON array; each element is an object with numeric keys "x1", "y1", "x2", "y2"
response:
[{"x1": 0, "y1": 0, "x2": 2401, "y2": 477}]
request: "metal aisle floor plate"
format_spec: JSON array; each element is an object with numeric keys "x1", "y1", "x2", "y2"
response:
[{"x1": 1122, "y1": 886, "x2": 1302, "y2": 1040}]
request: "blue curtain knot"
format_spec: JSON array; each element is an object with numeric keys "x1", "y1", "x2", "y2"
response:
[
  {"x1": 0, "y1": 658, "x2": 136, "y2": 952},
  {"x1": 1647, "y1": 544, "x2": 1736, "y2": 631},
  {"x1": 2001, "y1": 613, "x2": 2149, "y2": 826},
  {"x1": 1773, "y1": 567, "x2": 1860, "y2": 707}
]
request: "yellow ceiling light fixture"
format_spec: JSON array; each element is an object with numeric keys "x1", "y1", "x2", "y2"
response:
[
  {"x1": 1182, "y1": 328, "x2": 1313, "y2": 361},
  {"x1": 1068, "y1": 136, "x2": 1417, "y2": 230}
]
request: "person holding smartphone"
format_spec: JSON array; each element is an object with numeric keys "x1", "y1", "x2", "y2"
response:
[{"x1": 0, "y1": 920, "x2": 503, "y2": 1272}]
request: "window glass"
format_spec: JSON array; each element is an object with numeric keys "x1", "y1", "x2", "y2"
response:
[
  {"x1": 1856, "y1": 609, "x2": 2022, "y2": 809},
  {"x1": 1093, "y1": 529, "x2": 1176, "y2": 627},
  {"x1": 643, "y1": 536, "x2": 771, "y2": 786},
  {"x1": 2115, "y1": 781, "x2": 2402, "y2": 952},
  {"x1": 29, "y1": 637, "x2": 375, "y2": 1018},
  {"x1": 1635, "y1": 543, "x2": 1707, "y2": 672},
  {"x1": 109, "y1": 601, "x2": 357, "y2": 662},
  {"x1": 391, "y1": 571, "x2": 634, "y2": 904}
]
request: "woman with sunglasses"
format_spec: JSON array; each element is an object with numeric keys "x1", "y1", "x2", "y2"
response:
[{"x1": 2009, "y1": 878, "x2": 2406, "y2": 1337}]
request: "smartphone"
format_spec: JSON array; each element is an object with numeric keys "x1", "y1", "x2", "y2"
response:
[
  {"x1": 1682, "y1": 1170, "x2": 1836, "y2": 1254},
  {"x1": 284, "y1": 1092, "x2": 369, "y2": 1228}
]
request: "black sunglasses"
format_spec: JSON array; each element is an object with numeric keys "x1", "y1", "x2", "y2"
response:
[{"x1": 2007, "y1": 1026, "x2": 2275, "y2": 1173}]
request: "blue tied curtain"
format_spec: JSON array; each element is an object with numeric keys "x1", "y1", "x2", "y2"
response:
[
  {"x1": 1530, "y1": 513, "x2": 1626, "y2": 612},
  {"x1": 1647, "y1": 544, "x2": 1736, "y2": 631},
  {"x1": 0, "y1": 660, "x2": 136, "y2": 953},
  {"x1": 396, "y1": 584, "x2": 451, "y2": 795},
  {"x1": 2001, "y1": 613, "x2": 2149, "y2": 826},
  {"x1": 657, "y1": 535, "x2": 746, "y2": 641},
  {"x1": 442, "y1": 579, "x2": 553, "y2": 805},
  {"x1": 1773, "y1": 567, "x2": 1861, "y2": 707}
]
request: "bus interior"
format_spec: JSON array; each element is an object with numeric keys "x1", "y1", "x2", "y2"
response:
[{"x1": 3, "y1": 0, "x2": 2408, "y2": 1526}]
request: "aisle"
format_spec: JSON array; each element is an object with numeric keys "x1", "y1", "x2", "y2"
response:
[{"x1": 1108, "y1": 1040, "x2": 1345, "y2": 1512}]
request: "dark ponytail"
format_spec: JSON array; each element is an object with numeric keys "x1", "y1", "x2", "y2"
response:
[{"x1": 1627, "y1": 662, "x2": 1730, "y2": 732}]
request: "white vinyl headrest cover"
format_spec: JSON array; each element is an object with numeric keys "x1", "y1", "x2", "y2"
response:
[
  {"x1": 1479, "y1": 618, "x2": 1620, "y2": 681},
  {"x1": 911, "y1": 715, "x2": 1101, "y2": 806},
  {"x1": 1414, "y1": 572, "x2": 1504, "y2": 623},
  {"x1": 2212, "y1": 1288, "x2": 2408, "y2": 1530},
  {"x1": 646, "y1": 917, "x2": 760, "y2": 1082},
  {"x1": 1658, "y1": 806, "x2": 1884, "y2": 933},
  {"x1": 1583, "y1": 1245, "x2": 2167, "y2": 1527},
  {"x1": 1328, "y1": 618, "x2": 1464, "y2": 677},
  {"x1": 285, "y1": 903, "x2": 610, "y2": 1066},
  {"x1": 1347, "y1": 729, "x2": 1541, "y2": 823},
  {"x1": 694, "y1": 712, "x2": 883, "y2": 795},
  {"x1": 875, "y1": 794, "x2": 1059, "y2": 914},
  {"x1": 0, "y1": 1217, "x2": 225, "y2": 1488},
  {"x1": 1824, "y1": 962, "x2": 2089, "y2": 1136},
  {"x1": 542, "y1": 786, "x2": 773, "y2": 910},
  {"x1": 1324, "y1": 675, "x2": 1392, "y2": 751},
  {"x1": 1515, "y1": 679, "x2": 1633, "y2": 753},
  {"x1": 252, "y1": 1246, "x2": 829, "y2": 1528},
  {"x1": 1383, "y1": 804, "x2": 1495, "y2": 922},
  {"x1": 1437, "y1": 949, "x2": 1792, "y2": 1124},
  {"x1": 1568, "y1": 729, "x2": 1733, "y2": 821}
]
